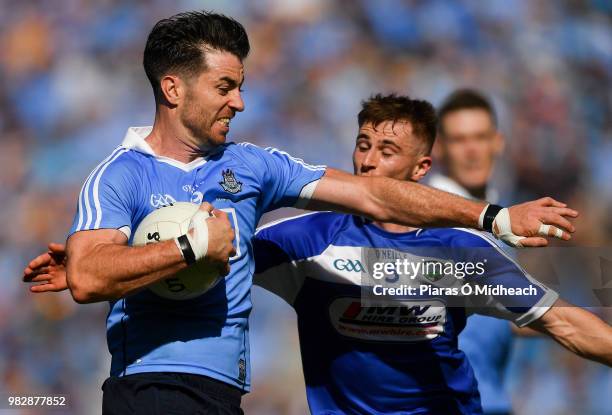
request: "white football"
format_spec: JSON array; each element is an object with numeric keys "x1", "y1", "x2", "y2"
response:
[{"x1": 132, "y1": 202, "x2": 219, "y2": 300}]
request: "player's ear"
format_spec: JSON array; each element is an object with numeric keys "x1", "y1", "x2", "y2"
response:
[
  {"x1": 411, "y1": 156, "x2": 432, "y2": 181},
  {"x1": 160, "y1": 75, "x2": 182, "y2": 106}
]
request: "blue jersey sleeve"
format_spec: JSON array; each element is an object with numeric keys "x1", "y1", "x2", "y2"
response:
[
  {"x1": 233, "y1": 143, "x2": 326, "y2": 213},
  {"x1": 455, "y1": 230, "x2": 559, "y2": 327},
  {"x1": 252, "y1": 218, "x2": 306, "y2": 306},
  {"x1": 253, "y1": 212, "x2": 344, "y2": 305},
  {"x1": 68, "y1": 147, "x2": 137, "y2": 237}
]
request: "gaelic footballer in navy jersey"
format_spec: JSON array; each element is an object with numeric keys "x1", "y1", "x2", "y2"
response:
[{"x1": 253, "y1": 94, "x2": 612, "y2": 414}]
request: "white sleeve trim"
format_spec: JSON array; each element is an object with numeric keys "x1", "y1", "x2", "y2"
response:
[
  {"x1": 294, "y1": 179, "x2": 321, "y2": 209},
  {"x1": 454, "y1": 227, "x2": 560, "y2": 326},
  {"x1": 514, "y1": 289, "x2": 559, "y2": 327},
  {"x1": 255, "y1": 211, "x2": 323, "y2": 235},
  {"x1": 118, "y1": 225, "x2": 131, "y2": 240}
]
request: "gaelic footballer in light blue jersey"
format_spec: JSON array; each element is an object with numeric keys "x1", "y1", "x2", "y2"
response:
[
  {"x1": 53, "y1": 11, "x2": 583, "y2": 413},
  {"x1": 69, "y1": 126, "x2": 325, "y2": 390}
]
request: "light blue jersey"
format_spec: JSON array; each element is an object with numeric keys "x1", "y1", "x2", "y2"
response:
[
  {"x1": 253, "y1": 212, "x2": 558, "y2": 414},
  {"x1": 68, "y1": 126, "x2": 325, "y2": 391},
  {"x1": 460, "y1": 315, "x2": 513, "y2": 414}
]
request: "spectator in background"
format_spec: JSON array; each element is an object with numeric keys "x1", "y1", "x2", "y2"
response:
[{"x1": 429, "y1": 89, "x2": 514, "y2": 415}]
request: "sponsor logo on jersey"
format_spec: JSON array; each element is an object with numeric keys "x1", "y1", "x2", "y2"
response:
[
  {"x1": 328, "y1": 297, "x2": 446, "y2": 342},
  {"x1": 219, "y1": 169, "x2": 242, "y2": 194}
]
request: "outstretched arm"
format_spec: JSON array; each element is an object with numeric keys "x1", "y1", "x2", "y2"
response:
[
  {"x1": 528, "y1": 299, "x2": 612, "y2": 366},
  {"x1": 307, "y1": 168, "x2": 578, "y2": 247}
]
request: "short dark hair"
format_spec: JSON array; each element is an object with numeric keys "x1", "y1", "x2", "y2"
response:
[
  {"x1": 438, "y1": 89, "x2": 497, "y2": 134},
  {"x1": 358, "y1": 94, "x2": 437, "y2": 155},
  {"x1": 143, "y1": 11, "x2": 250, "y2": 101}
]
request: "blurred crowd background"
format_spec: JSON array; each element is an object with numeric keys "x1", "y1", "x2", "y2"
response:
[{"x1": 0, "y1": 0, "x2": 610, "y2": 414}]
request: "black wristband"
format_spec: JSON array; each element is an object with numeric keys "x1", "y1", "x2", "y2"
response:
[
  {"x1": 177, "y1": 234, "x2": 197, "y2": 266},
  {"x1": 483, "y1": 204, "x2": 504, "y2": 233}
]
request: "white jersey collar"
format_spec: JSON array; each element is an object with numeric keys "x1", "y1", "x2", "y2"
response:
[
  {"x1": 428, "y1": 173, "x2": 499, "y2": 203},
  {"x1": 121, "y1": 126, "x2": 209, "y2": 172},
  {"x1": 121, "y1": 126, "x2": 156, "y2": 154}
]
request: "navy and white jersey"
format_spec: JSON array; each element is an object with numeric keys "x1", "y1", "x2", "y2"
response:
[
  {"x1": 253, "y1": 212, "x2": 558, "y2": 414},
  {"x1": 68, "y1": 126, "x2": 325, "y2": 391}
]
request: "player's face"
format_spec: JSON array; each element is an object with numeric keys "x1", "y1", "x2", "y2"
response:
[
  {"x1": 438, "y1": 109, "x2": 502, "y2": 191},
  {"x1": 353, "y1": 120, "x2": 431, "y2": 182},
  {"x1": 180, "y1": 50, "x2": 245, "y2": 149}
]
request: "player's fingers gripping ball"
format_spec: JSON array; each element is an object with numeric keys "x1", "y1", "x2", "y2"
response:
[{"x1": 132, "y1": 202, "x2": 221, "y2": 300}]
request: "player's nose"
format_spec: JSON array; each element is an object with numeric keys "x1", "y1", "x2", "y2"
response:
[
  {"x1": 361, "y1": 150, "x2": 379, "y2": 170},
  {"x1": 229, "y1": 91, "x2": 245, "y2": 112}
]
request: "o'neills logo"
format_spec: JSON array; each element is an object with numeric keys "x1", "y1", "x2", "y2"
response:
[{"x1": 328, "y1": 297, "x2": 446, "y2": 342}]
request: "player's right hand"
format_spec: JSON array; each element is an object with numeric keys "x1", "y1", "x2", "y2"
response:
[
  {"x1": 190, "y1": 202, "x2": 236, "y2": 276},
  {"x1": 23, "y1": 243, "x2": 68, "y2": 292},
  {"x1": 495, "y1": 197, "x2": 579, "y2": 247}
]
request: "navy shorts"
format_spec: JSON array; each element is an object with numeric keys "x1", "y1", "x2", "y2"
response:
[{"x1": 102, "y1": 372, "x2": 243, "y2": 415}]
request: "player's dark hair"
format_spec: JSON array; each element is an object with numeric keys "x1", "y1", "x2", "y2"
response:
[
  {"x1": 438, "y1": 89, "x2": 497, "y2": 135},
  {"x1": 358, "y1": 94, "x2": 437, "y2": 155},
  {"x1": 143, "y1": 11, "x2": 250, "y2": 102}
]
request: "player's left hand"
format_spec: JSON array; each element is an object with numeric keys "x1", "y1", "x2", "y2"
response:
[
  {"x1": 495, "y1": 197, "x2": 579, "y2": 247},
  {"x1": 23, "y1": 243, "x2": 68, "y2": 292}
]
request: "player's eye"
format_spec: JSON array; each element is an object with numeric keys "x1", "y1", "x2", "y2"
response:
[{"x1": 218, "y1": 88, "x2": 229, "y2": 96}]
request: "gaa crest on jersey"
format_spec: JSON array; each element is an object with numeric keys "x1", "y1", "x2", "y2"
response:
[
  {"x1": 150, "y1": 193, "x2": 177, "y2": 208},
  {"x1": 219, "y1": 169, "x2": 242, "y2": 194}
]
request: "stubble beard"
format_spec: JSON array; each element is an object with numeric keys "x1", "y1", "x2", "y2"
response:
[{"x1": 180, "y1": 98, "x2": 215, "y2": 152}]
